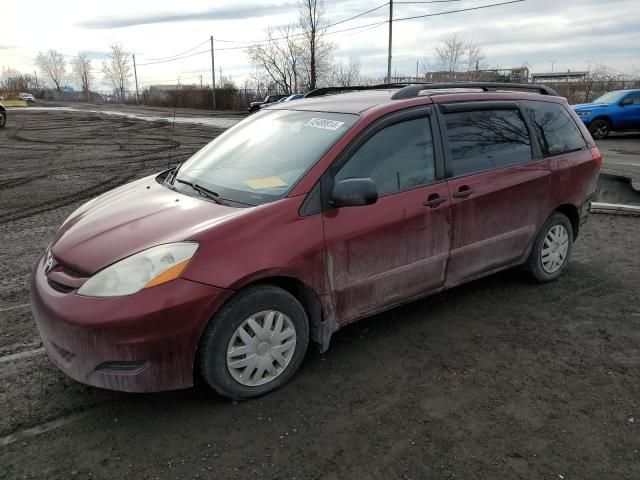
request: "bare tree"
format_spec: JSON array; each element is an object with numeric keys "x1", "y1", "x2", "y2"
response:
[
  {"x1": 102, "y1": 44, "x2": 131, "y2": 102},
  {"x1": 247, "y1": 26, "x2": 304, "y2": 94},
  {"x1": 72, "y1": 53, "x2": 92, "y2": 101},
  {"x1": 332, "y1": 56, "x2": 361, "y2": 86},
  {"x1": 299, "y1": 0, "x2": 334, "y2": 90},
  {"x1": 432, "y1": 33, "x2": 485, "y2": 74},
  {"x1": 1, "y1": 68, "x2": 38, "y2": 94},
  {"x1": 36, "y1": 49, "x2": 66, "y2": 92},
  {"x1": 464, "y1": 38, "x2": 485, "y2": 72}
]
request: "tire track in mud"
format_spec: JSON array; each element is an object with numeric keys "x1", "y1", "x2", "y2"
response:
[{"x1": 0, "y1": 110, "x2": 217, "y2": 225}]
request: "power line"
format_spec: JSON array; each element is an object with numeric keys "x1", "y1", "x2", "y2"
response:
[
  {"x1": 213, "y1": 2, "x2": 390, "y2": 46},
  {"x1": 215, "y1": 0, "x2": 525, "y2": 51},
  {"x1": 143, "y1": 39, "x2": 210, "y2": 62},
  {"x1": 395, "y1": 0, "x2": 463, "y2": 3},
  {"x1": 394, "y1": 0, "x2": 525, "y2": 22},
  {"x1": 131, "y1": 0, "x2": 526, "y2": 67},
  {"x1": 136, "y1": 49, "x2": 210, "y2": 66}
]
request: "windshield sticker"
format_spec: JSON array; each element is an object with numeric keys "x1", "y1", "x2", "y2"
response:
[
  {"x1": 304, "y1": 118, "x2": 345, "y2": 131},
  {"x1": 244, "y1": 176, "x2": 288, "y2": 190}
]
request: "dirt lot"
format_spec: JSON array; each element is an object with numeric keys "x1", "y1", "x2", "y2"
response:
[{"x1": 1, "y1": 106, "x2": 639, "y2": 479}]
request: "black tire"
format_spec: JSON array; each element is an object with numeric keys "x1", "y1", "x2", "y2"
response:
[
  {"x1": 198, "y1": 285, "x2": 309, "y2": 400},
  {"x1": 589, "y1": 118, "x2": 610, "y2": 139},
  {"x1": 527, "y1": 212, "x2": 574, "y2": 283},
  {"x1": 0, "y1": 111, "x2": 6, "y2": 128}
]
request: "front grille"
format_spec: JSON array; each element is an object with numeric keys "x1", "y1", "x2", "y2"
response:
[{"x1": 47, "y1": 278, "x2": 75, "y2": 293}]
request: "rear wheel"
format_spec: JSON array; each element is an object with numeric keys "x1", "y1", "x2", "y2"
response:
[
  {"x1": 198, "y1": 285, "x2": 309, "y2": 400},
  {"x1": 527, "y1": 212, "x2": 573, "y2": 282},
  {"x1": 0, "y1": 111, "x2": 6, "y2": 128},
  {"x1": 589, "y1": 118, "x2": 610, "y2": 139}
]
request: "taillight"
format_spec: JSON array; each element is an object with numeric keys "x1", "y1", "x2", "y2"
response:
[{"x1": 590, "y1": 147, "x2": 602, "y2": 169}]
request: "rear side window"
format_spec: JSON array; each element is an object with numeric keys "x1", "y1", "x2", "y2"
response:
[
  {"x1": 520, "y1": 101, "x2": 587, "y2": 156},
  {"x1": 443, "y1": 108, "x2": 532, "y2": 177},
  {"x1": 335, "y1": 117, "x2": 436, "y2": 196}
]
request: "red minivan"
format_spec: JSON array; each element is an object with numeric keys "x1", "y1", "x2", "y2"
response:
[{"x1": 31, "y1": 83, "x2": 601, "y2": 399}]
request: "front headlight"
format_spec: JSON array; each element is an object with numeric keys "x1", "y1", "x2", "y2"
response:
[{"x1": 77, "y1": 242, "x2": 199, "y2": 297}]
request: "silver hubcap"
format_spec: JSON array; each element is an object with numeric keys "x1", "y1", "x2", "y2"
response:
[
  {"x1": 227, "y1": 310, "x2": 297, "y2": 387},
  {"x1": 541, "y1": 224, "x2": 570, "y2": 273}
]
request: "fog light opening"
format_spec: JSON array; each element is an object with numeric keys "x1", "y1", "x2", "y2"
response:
[{"x1": 95, "y1": 361, "x2": 149, "y2": 375}]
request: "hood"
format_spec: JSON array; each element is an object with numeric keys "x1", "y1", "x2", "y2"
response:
[
  {"x1": 51, "y1": 174, "x2": 244, "y2": 274},
  {"x1": 573, "y1": 103, "x2": 609, "y2": 111}
]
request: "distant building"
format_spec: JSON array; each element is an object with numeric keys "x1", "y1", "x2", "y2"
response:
[{"x1": 531, "y1": 71, "x2": 589, "y2": 83}]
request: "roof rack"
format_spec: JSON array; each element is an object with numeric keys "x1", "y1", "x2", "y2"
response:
[
  {"x1": 391, "y1": 82, "x2": 560, "y2": 99},
  {"x1": 304, "y1": 83, "x2": 410, "y2": 98}
]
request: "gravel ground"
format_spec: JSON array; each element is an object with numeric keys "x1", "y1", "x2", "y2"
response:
[{"x1": 1, "y1": 106, "x2": 639, "y2": 480}]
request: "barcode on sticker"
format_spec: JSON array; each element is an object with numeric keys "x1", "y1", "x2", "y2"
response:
[{"x1": 305, "y1": 118, "x2": 345, "y2": 131}]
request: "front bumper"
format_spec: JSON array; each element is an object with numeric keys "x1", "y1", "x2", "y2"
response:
[{"x1": 31, "y1": 256, "x2": 232, "y2": 392}]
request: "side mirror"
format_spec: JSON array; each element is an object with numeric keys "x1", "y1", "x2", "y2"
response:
[
  {"x1": 621, "y1": 98, "x2": 633, "y2": 106},
  {"x1": 330, "y1": 178, "x2": 378, "y2": 208}
]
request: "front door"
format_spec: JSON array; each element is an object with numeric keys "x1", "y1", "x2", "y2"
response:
[
  {"x1": 322, "y1": 111, "x2": 451, "y2": 322},
  {"x1": 618, "y1": 92, "x2": 640, "y2": 130}
]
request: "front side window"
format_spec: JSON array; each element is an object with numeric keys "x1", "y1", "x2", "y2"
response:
[
  {"x1": 335, "y1": 117, "x2": 436, "y2": 196},
  {"x1": 625, "y1": 93, "x2": 640, "y2": 105},
  {"x1": 443, "y1": 108, "x2": 532, "y2": 177},
  {"x1": 174, "y1": 109, "x2": 358, "y2": 205},
  {"x1": 521, "y1": 101, "x2": 587, "y2": 157}
]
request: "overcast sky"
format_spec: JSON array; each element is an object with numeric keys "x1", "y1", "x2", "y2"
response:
[{"x1": 1, "y1": 0, "x2": 638, "y2": 90}]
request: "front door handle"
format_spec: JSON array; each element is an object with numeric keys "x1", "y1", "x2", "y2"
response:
[
  {"x1": 423, "y1": 194, "x2": 447, "y2": 208},
  {"x1": 452, "y1": 186, "x2": 475, "y2": 198}
]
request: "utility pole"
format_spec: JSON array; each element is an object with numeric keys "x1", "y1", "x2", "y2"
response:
[
  {"x1": 210, "y1": 36, "x2": 216, "y2": 110},
  {"x1": 199, "y1": 75, "x2": 203, "y2": 88},
  {"x1": 416, "y1": 60, "x2": 418, "y2": 79},
  {"x1": 387, "y1": 0, "x2": 393, "y2": 83},
  {"x1": 132, "y1": 54, "x2": 139, "y2": 104}
]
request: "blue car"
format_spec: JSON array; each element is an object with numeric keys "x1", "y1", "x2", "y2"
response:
[{"x1": 573, "y1": 89, "x2": 640, "y2": 139}]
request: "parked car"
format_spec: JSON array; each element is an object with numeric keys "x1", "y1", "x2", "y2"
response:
[
  {"x1": 0, "y1": 102, "x2": 6, "y2": 128},
  {"x1": 31, "y1": 83, "x2": 601, "y2": 399},
  {"x1": 19, "y1": 92, "x2": 36, "y2": 103},
  {"x1": 248, "y1": 94, "x2": 288, "y2": 113},
  {"x1": 573, "y1": 88, "x2": 640, "y2": 139},
  {"x1": 281, "y1": 94, "x2": 304, "y2": 102}
]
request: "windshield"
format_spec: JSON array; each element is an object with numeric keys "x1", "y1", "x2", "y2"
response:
[
  {"x1": 174, "y1": 109, "x2": 358, "y2": 206},
  {"x1": 593, "y1": 91, "x2": 626, "y2": 104}
]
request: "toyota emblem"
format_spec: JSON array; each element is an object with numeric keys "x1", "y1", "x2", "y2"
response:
[{"x1": 44, "y1": 255, "x2": 54, "y2": 274}]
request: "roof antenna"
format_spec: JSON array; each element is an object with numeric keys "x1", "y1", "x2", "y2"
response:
[{"x1": 167, "y1": 104, "x2": 177, "y2": 170}]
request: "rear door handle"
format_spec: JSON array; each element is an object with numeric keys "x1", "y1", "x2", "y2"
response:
[
  {"x1": 452, "y1": 186, "x2": 475, "y2": 198},
  {"x1": 423, "y1": 194, "x2": 447, "y2": 208}
]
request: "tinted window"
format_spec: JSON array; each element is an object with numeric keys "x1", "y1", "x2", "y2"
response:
[
  {"x1": 626, "y1": 93, "x2": 640, "y2": 105},
  {"x1": 336, "y1": 117, "x2": 435, "y2": 196},
  {"x1": 443, "y1": 108, "x2": 532, "y2": 177},
  {"x1": 521, "y1": 101, "x2": 587, "y2": 156}
]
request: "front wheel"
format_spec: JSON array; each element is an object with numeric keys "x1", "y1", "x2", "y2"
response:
[
  {"x1": 198, "y1": 285, "x2": 309, "y2": 400},
  {"x1": 589, "y1": 118, "x2": 610, "y2": 139},
  {"x1": 0, "y1": 111, "x2": 6, "y2": 128},
  {"x1": 527, "y1": 212, "x2": 573, "y2": 282}
]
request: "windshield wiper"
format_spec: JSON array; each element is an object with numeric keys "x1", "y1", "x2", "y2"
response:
[{"x1": 176, "y1": 179, "x2": 225, "y2": 205}]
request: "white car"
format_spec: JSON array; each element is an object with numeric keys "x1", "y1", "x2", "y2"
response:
[
  {"x1": 19, "y1": 93, "x2": 36, "y2": 103},
  {"x1": 0, "y1": 102, "x2": 6, "y2": 128}
]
